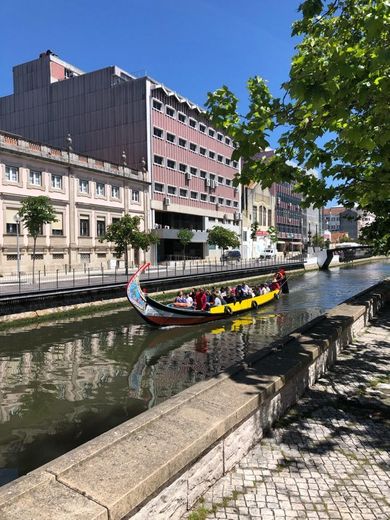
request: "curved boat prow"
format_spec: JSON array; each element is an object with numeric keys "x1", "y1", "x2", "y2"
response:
[{"x1": 126, "y1": 263, "x2": 150, "y2": 313}]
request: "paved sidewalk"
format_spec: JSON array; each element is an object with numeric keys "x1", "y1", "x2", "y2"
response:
[{"x1": 186, "y1": 306, "x2": 390, "y2": 520}]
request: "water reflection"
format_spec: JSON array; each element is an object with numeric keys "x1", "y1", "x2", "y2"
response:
[{"x1": 0, "y1": 261, "x2": 388, "y2": 484}]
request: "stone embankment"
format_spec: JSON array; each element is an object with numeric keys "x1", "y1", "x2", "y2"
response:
[{"x1": 0, "y1": 279, "x2": 388, "y2": 520}]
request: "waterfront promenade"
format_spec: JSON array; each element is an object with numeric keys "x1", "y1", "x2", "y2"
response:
[{"x1": 186, "y1": 306, "x2": 390, "y2": 520}]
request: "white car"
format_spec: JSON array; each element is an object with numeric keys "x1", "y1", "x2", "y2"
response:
[{"x1": 259, "y1": 248, "x2": 276, "y2": 259}]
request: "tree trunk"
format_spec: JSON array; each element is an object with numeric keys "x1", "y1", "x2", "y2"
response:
[
  {"x1": 125, "y1": 245, "x2": 129, "y2": 277},
  {"x1": 32, "y1": 236, "x2": 37, "y2": 284}
]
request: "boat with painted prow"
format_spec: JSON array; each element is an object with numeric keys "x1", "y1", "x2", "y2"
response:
[{"x1": 126, "y1": 263, "x2": 281, "y2": 327}]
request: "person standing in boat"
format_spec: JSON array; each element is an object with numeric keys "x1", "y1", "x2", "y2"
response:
[
  {"x1": 195, "y1": 288, "x2": 207, "y2": 310},
  {"x1": 276, "y1": 268, "x2": 289, "y2": 294}
]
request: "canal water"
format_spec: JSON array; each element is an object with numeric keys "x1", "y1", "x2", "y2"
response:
[{"x1": 0, "y1": 261, "x2": 388, "y2": 485}]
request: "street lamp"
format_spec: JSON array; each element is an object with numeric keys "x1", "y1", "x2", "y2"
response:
[
  {"x1": 14, "y1": 213, "x2": 21, "y2": 280},
  {"x1": 308, "y1": 223, "x2": 312, "y2": 248}
]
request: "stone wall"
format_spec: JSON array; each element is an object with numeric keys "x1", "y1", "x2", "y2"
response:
[{"x1": 0, "y1": 279, "x2": 388, "y2": 520}]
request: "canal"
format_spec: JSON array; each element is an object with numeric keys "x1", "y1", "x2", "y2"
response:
[{"x1": 0, "y1": 260, "x2": 388, "y2": 485}]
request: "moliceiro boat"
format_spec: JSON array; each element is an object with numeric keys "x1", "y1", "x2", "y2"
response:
[{"x1": 126, "y1": 263, "x2": 281, "y2": 327}]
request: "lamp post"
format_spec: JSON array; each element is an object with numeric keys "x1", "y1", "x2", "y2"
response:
[
  {"x1": 308, "y1": 223, "x2": 312, "y2": 248},
  {"x1": 14, "y1": 213, "x2": 21, "y2": 282}
]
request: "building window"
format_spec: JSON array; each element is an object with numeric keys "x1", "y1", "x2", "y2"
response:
[
  {"x1": 218, "y1": 176, "x2": 224, "y2": 184},
  {"x1": 6, "y1": 254, "x2": 18, "y2": 261},
  {"x1": 80, "y1": 216, "x2": 90, "y2": 236},
  {"x1": 253, "y1": 206, "x2": 258, "y2": 223},
  {"x1": 226, "y1": 199, "x2": 232, "y2": 206},
  {"x1": 167, "y1": 186, "x2": 176, "y2": 195},
  {"x1": 233, "y1": 201, "x2": 239, "y2": 208},
  {"x1": 80, "y1": 253, "x2": 91, "y2": 263},
  {"x1": 200, "y1": 170, "x2": 207, "y2": 179},
  {"x1": 167, "y1": 159, "x2": 176, "y2": 169},
  {"x1": 52, "y1": 253, "x2": 64, "y2": 259},
  {"x1": 167, "y1": 132, "x2": 175, "y2": 143},
  {"x1": 199, "y1": 123, "x2": 206, "y2": 133},
  {"x1": 6, "y1": 223, "x2": 19, "y2": 234},
  {"x1": 209, "y1": 173, "x2": 215, "y2": 180},
  {"x1": 189, "y1": 119, "x2": 197, "y2": 128},
  {"x1": 51, "y1": 174, "x2": 63, "y2": 189},
  {"x1": 190, "y1": 191, "x2": 198, "y2": 199},
  {"x1": 209, "y1": 151, "x2": 215, "y2": 160},
  {"x1": 199, "y1": 147, "x2": 206, "y2": 156},
  {"x1": 217, "y1": 155, "x2": 223, "y2": 163},
  {"x1": 208, "y1": 129, "x2": 215, "y2": 137},
  {"x1": 232, "y1": 161, "x2": 238, "y2": 168},
  {"x1": 179, "y1": 163, "x2": 187, "y2": 173},
  {"x1": 96, "y1": 182, "x2": 105, "y2": 196},
  {"x1": 153, "y1": 127, "x2": 163, "y2": 138},
  {"x1": 155, "y1": 183, "x2": 164, "y2": 193},
  {"x1": 210, "y1": 196, "x2": 216, "y2": 203},
  {"x1": 31, "y1": 254, "x2": 44, "y2": 260},
  {"x1": 5, "y1": 166, "x2": 19, "y2": 182},
  {"x1": 132, "y1": 190, "x2": 140, "y2": 202},
  {"x1": 154, "y1": 155, "x2": 164, "y2": 166},
  {"x1": 225, "y1": 137, "x2": 231, "y2": 145},
  {"x1": 112, "y1": 217, "x2": 120, "y2": 225},
  {"x1": 218, "y1": 198, "x2": 224, "y2": 204},
  {"x1": 190, "y1": 167, "x2": 197, "y2": 175},
  {"x1": 201, "y1": 193, "x2": 207, "y2": 201},
  {"x1": 268, "y1": 209, "x2": 272, "y2": 227},
  {"x1": 189, "y1": 142, "x2": 197, "y2": 152},
  {"x1": 79, "y1": 179, "x2": 89, "y2": 193},
  {"x1": 153, "y1": 99, "x2": 162, "y2": 111},
  {"x1": 166, "y1": 106, "x2": 175, "y2": 117},
  {"x1": 226, "y1": 179, "x2": 232, "y2": 186},
  {"x1": 52, "y1": 213, "x2": 63, "y2": 235},
  {"x1": 97, "y1": 253, "x2": 106, "y2": 258},
  {"x1": 112, "y1": 185, "x2": 120, "y2": 199},
  {"x1": 29, "y1": 170, "x2": 42, "y2": 186},
  {"x1": 225, "y1": 158, "x2": 231, "y2": 166},
  {"x1": 97, "y1": 219, "x2": 106, "y2": 237},
  {"x1": 178, "y1": 138, "x2": 187, "y2": 148},
  {"x1": 178, "y1": 112, "x2": 187, "y2": 123},
  {"x1": 179, "y1": 188, "x2": 187, "y2": 197},
  {"x1": 217, "y1": 133, "x2": 223, "y2": 141}
]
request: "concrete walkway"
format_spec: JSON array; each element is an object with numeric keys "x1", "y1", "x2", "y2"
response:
[{"x1": 185, "y1": 306, "x2": 390, "y2": 520}]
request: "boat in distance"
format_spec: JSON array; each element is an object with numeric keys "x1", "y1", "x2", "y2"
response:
[{"x1": 126, "y1": 263, "x2": 281, "y2": 327}]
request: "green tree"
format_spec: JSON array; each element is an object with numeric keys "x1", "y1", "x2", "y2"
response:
[
  {"x1": 19, "y1": 196, "x2": 57, "y2": 283},
  {"x1": 250, "y1": 221, "x2": 259, "y2": 240},
  {"x1": 312, "y1": 234, "x2": 325, "y2": 248},
  {"x1": 207, "y1": 225, "x2": 240, "y2": 261},
  {"x1": 267, "y1": 226, "x2": 278, "y2": 245},
  {"x1": 101, "y1": 214, "x2": 159, "y2": 276},
  {"x1": 177, "y1": 228, "x2": 194, "y2": 261},
  {"x1": 206, "y1": 0, "x2": 390, "y2": 252}
]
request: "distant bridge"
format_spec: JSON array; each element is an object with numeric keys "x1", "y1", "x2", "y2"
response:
[{"x1": 319, "y1": 245, "x2": 374, "y2": 269}]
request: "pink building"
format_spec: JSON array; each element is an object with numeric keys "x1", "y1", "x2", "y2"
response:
[{"x1": 0, "y1": 51, "x2": 241, "y2": 261}]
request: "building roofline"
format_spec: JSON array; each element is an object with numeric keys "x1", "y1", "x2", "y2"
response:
[{"x1": 0, "y1": 130, "x2": 148, "y2": 184}]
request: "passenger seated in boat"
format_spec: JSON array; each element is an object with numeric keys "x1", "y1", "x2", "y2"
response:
[
  {"x1": 173, "y1": 291, "x2": 191, "y2": 307},
  {"x1": 253, "y1": 286, "x2": 261, "y2": 297},
  {"x1": 259, "y1": 284, "x2": 267, "y2": 295},
  {"x1": 174, "y1": 291, "x2": 186, "y2": 303},
  {"x1": 185, "y1": 293, "x2": 194, "y2": 307},
  {"x1": 224, "y1": 289, "x2": 236, "y2": 304},
  {"x1": 242, "y1": 283, "x2": 252, "y2": 297},
  {"x1": 211, "y1": 292, "x2": 223, "y2": 307}
]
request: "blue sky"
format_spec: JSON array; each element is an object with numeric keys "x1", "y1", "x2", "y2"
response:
[{"x1": 1, "y1": 0, "x2": 300, "y2": 147}]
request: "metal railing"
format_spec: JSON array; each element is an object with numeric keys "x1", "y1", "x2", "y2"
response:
[{"x1": 0, "y1": 255, "x2": 304, "y2": 296}]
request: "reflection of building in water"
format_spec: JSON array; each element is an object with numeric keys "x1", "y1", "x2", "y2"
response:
[{"x1": 0, "y1": 323, "x2": 145, "y2": 423}]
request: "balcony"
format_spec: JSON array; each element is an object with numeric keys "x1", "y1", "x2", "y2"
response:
[{"x1": 153, "y1": 227, "x2": 208, "y2": 243}]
